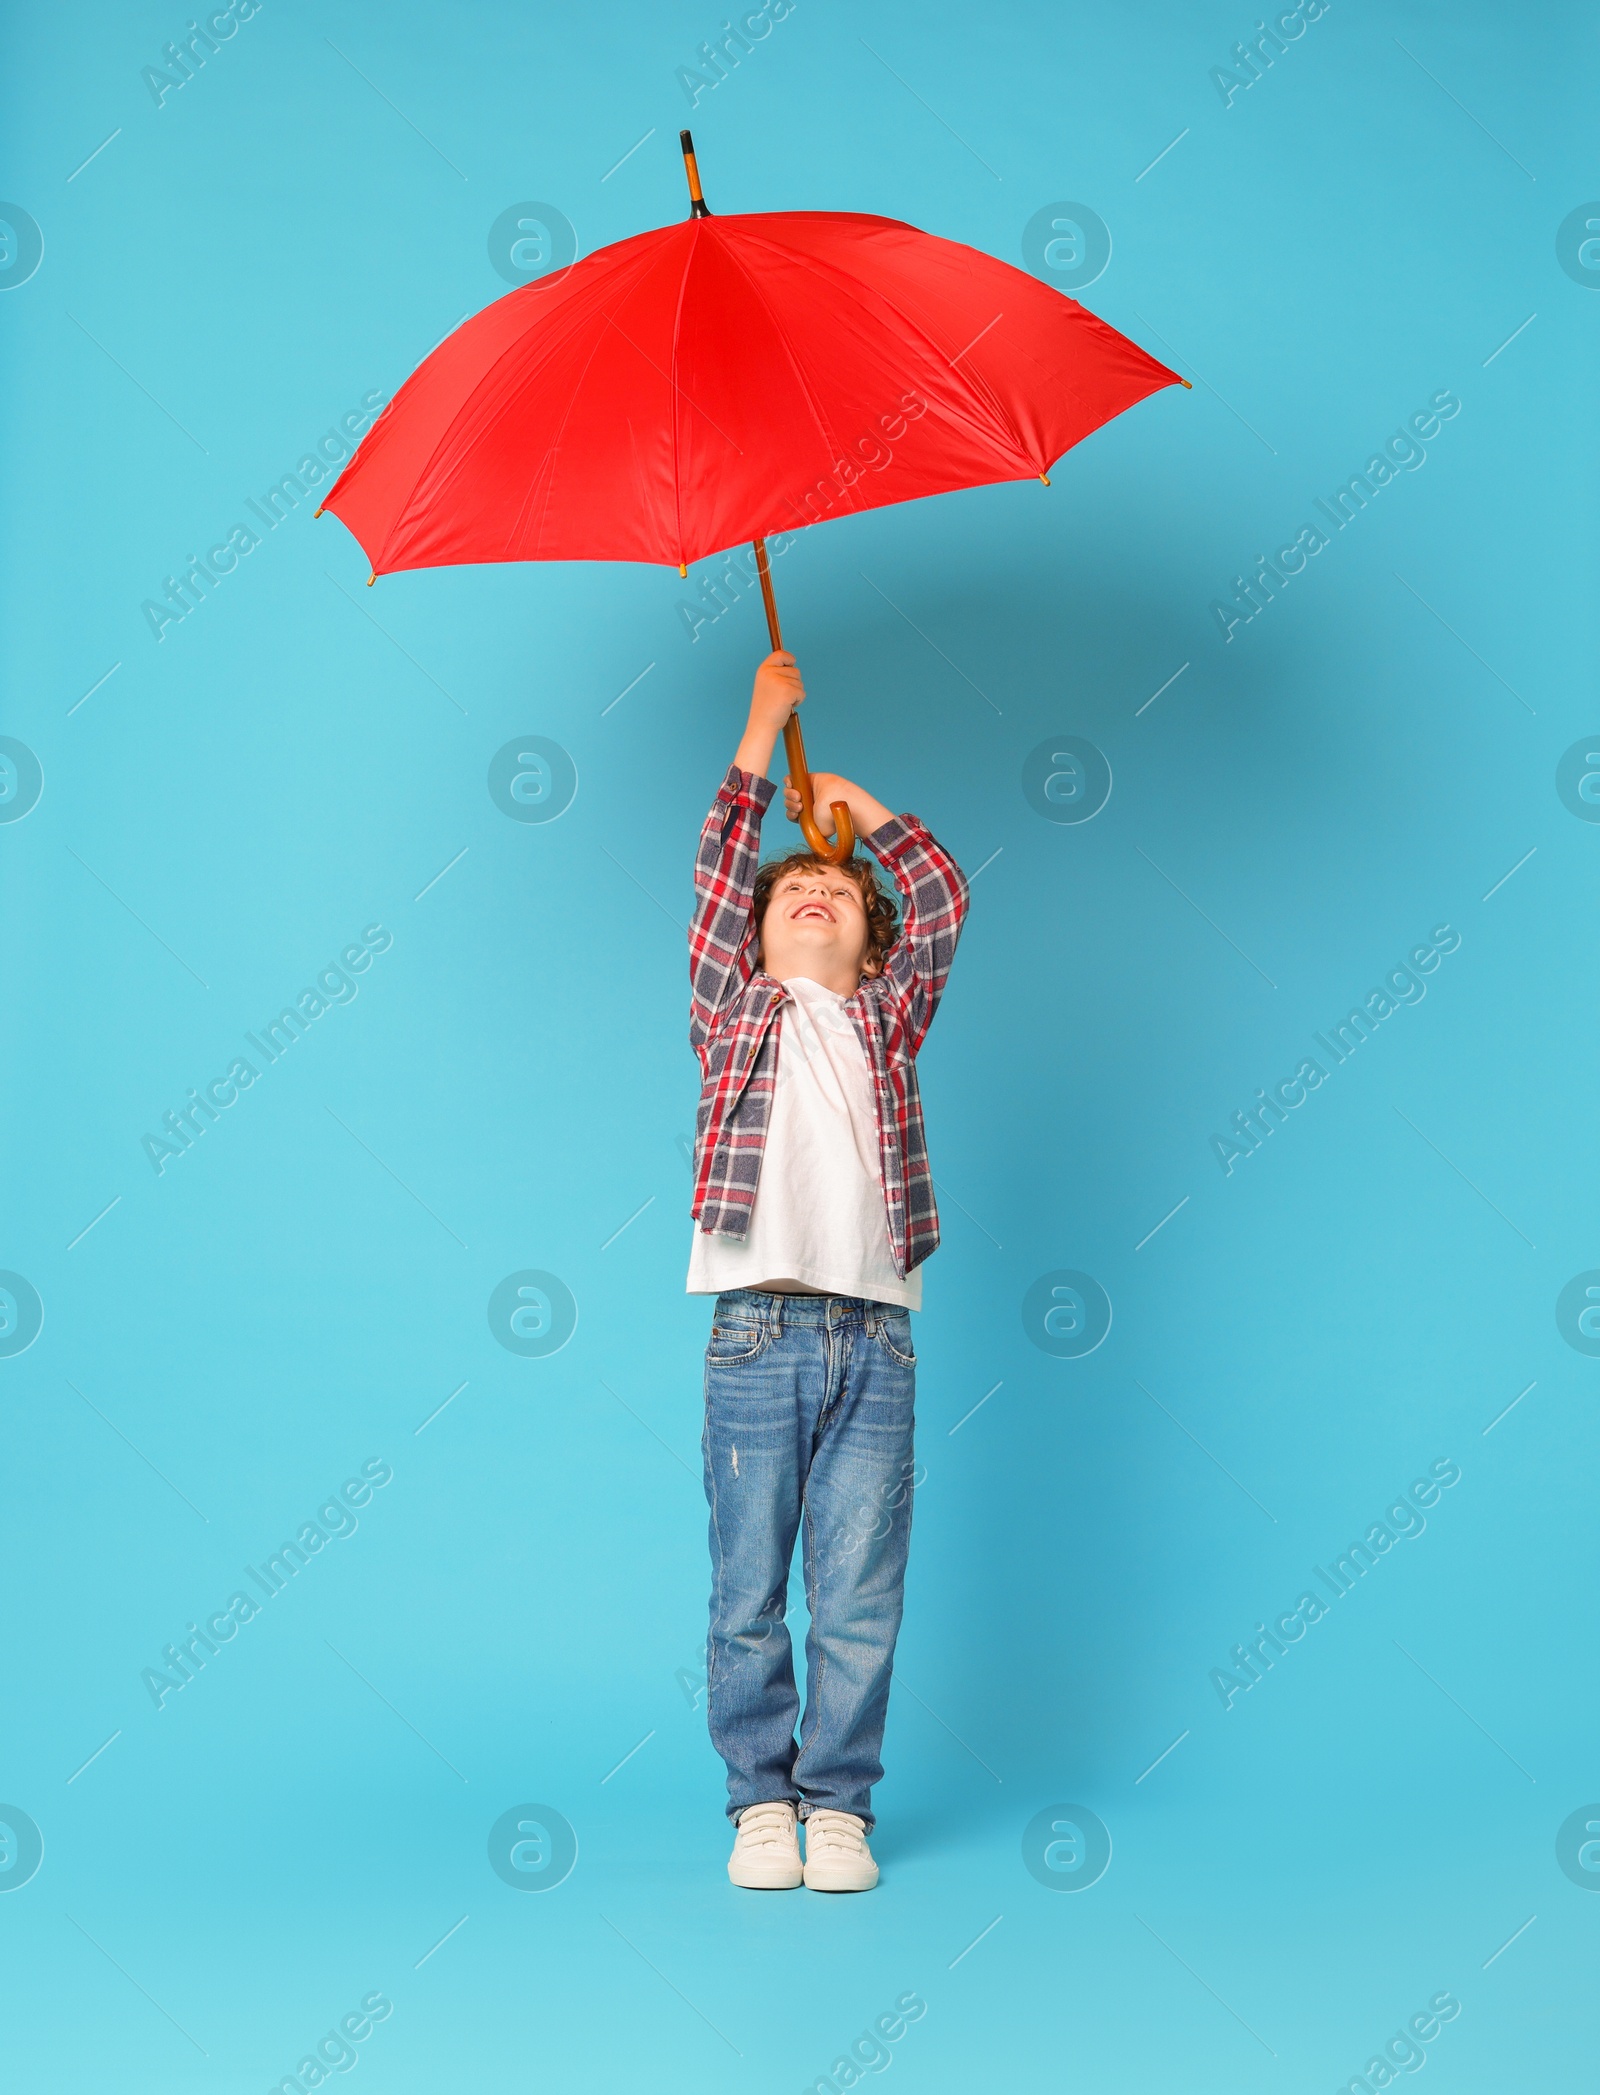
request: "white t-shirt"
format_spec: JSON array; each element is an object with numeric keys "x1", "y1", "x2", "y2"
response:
[{"x1": 687, "y1": 974, "x2": 922, "y2": 1310}]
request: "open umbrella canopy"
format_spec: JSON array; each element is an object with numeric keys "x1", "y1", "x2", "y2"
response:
[{"x1": 324, "y1": 207, "x2": 1184, "y2": 577}]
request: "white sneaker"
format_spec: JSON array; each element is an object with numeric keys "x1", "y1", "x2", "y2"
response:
[
  {"x1": 802, "y1": 1809, "x2": 879, "y2": 1892},
  {"x1": 727, "y1": 1802, "x2": 803, "y2": 1889}
]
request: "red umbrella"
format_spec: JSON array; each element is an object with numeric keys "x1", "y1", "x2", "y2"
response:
[{"x1": 325, "y1": 133, "x2": 1186, "y2": 858}]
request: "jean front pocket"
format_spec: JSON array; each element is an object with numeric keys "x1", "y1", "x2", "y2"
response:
[
  {"x1": 873, "y1": 1312, "x2": 916, "y2": 1368},
  {"x1": 707, "y1": 1319, "x2": 769, "y2": 1365}
]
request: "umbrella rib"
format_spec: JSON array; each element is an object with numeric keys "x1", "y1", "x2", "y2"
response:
[
  {"x1": 373, "y1": 280, "x2": 586, "y2": 568},
  {"x1": 505, "y1": 283, "x2": 642, "y2": 556},
  {"x1": 791, "y1": 229, "x2": 1045, "y2": 470},
  {"x1": 380, "y1": 241, "x2": 665, "y2": 568},
  {"x1": 711, "y1": 236, "x2": 857, "y2": 528},
  {"x1": 509, "y1": 330, "x2": 607, "y2": 555},
  {"x1": 507, "y1": 261, "x2": 671, "y2": 558},
  {"x1": 733, "y1": 220, "x2": 1042, "y2": 479},
  {"x1": 734, "y1": 218, "x2": 1165, "y2": 497},
  {"x1": 858, "y1": 286, "x2": 1035, "y2": 469},
  {"x1": 668, "y1": 227, "x2": 696, "y2": 566},
  {"x1": 530, "y1": 256, "x2": 718, "y2": 557},
  {"x1": 602, "y1": 308, "x2": 746, "y2": 461},
  {"x1": 520, "y1": 229, "x2": 703, "y2": 558},
  {"x1": 365, "y1": 280, "x2": 572, "y2": 570}
]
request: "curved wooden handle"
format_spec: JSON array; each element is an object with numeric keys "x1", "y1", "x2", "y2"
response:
[
  {"x1": 783, "y1": 714, "x2": 856, "y2": 862},
  {"x1": 752, "y1": 537, "x2": 854, "y2": 863}
]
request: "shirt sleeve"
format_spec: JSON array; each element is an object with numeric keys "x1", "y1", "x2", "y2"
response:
[
  {"x1": 688, "y1": 764, "x2": 776, "y2": 1058},
  {"x1": 863, "y1": 815, "x2": 970, "y2": 1052}
]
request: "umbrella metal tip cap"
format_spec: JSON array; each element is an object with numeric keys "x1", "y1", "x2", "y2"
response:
[{"x1": 366, "y1": 573, "x2": 375, "y2": 586}]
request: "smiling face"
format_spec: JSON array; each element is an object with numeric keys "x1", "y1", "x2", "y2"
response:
[{"x1": 754, "y1": 856, "x2": 890, "y2": 995}]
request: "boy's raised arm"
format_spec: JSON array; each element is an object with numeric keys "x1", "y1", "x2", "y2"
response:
[
  {"x1": 868, "y1": 810, "x2": 968, "y2": 1049},
  {"x1": 687, "y1": 653, "x2": 803, "y2": 1053}
]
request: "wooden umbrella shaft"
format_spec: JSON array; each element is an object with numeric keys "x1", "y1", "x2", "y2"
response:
[
  {"x1": 679, "y1": 129, "x2": 712, "y2": 217},
  {"x1": 751, "y1": 539, "x2": 854, "y2": 862},
  {"x1": 676, "y1": 135, "x2": 851, "y2": 862}
]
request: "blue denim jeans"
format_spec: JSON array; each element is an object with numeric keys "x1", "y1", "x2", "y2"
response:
[{"x1": 701, "y1": 1288, "x2": 919, "y2": 1832}]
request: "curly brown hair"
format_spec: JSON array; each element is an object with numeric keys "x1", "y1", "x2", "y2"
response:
[{"x1": 752, "y1": 851, "x2": 900, "y2": 976}]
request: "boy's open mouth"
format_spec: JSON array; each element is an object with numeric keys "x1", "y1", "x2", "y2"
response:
[{"x1": 792, "y1": 902, "x2": 835, "y2": 922}]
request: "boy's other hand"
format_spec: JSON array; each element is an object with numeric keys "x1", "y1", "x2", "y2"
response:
[
  {"x1": 784, "y1": 771, "x2": 894, "y2": 840},
  {"x1": 784, "y1": 768, "x2": 846, "y2": 830}
]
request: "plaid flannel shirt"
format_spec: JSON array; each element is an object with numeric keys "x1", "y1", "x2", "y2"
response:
[{"x1": 688, "y1": 764, "x2": 969, "y2": 1278}]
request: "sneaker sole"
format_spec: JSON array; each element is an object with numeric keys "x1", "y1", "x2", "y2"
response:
[
  {"x1": 802, "y1": 1867, "x2": 879, "y2": 1892},
  {"x1": 728, "y1": 1863, "x2": 804, "y2": 1889}
]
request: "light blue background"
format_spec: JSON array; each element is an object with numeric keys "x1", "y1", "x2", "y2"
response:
[{"x1": 3, "y1": 1, "x2": 1596, "y2": 2088}]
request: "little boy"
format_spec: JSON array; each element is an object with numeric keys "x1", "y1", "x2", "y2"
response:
[{"x1": 687, "y1": 649, "x2": 968, "y2": 1892}]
